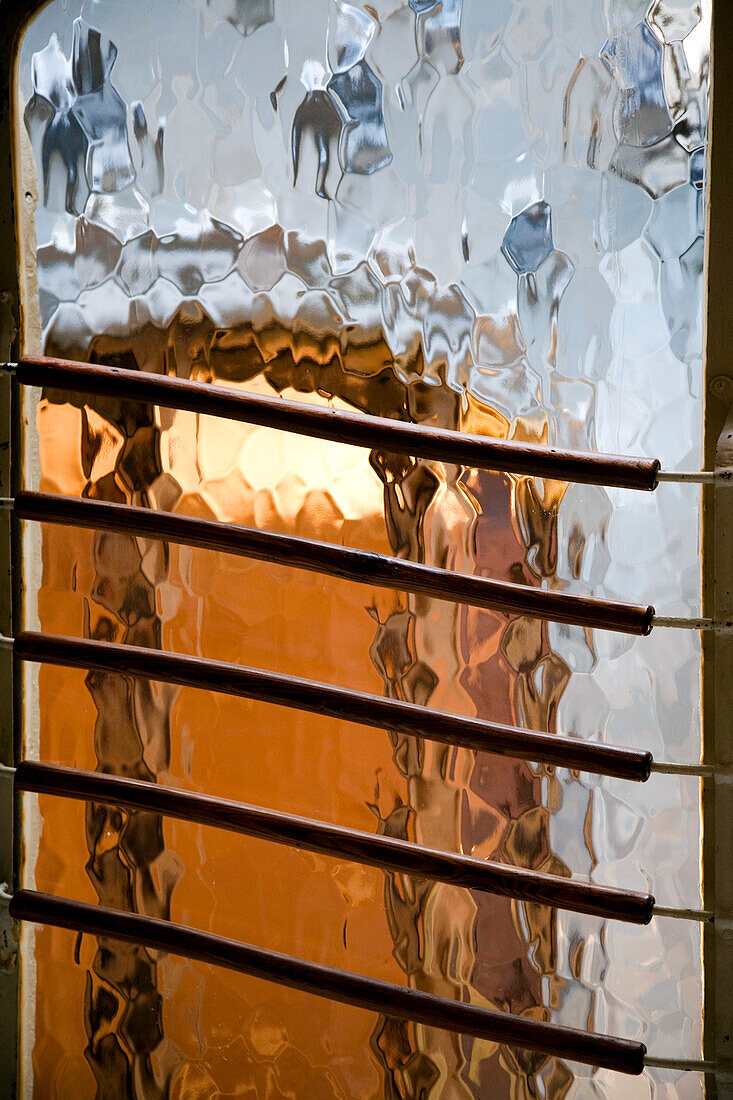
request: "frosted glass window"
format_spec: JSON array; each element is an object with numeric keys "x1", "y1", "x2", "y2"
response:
[{"x1": 15, "y1": 1, "x2": 709, "y2": 1096}]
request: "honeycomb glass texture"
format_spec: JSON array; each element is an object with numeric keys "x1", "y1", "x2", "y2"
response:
[{"x1": 16, "y1": 1, "x2": 708, "y2": 1097}]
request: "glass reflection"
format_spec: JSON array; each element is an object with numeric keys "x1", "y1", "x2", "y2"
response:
[{"x1": 17, "y1": 1, "x2": 707, "y2": 1096}]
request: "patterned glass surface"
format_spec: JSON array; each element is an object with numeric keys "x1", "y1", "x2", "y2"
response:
[{"x1": 16, "y1": 1, "x2": 709, "y2": 1097}]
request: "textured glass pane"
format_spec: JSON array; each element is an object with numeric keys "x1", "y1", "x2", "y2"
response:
[{"x1": 16, "y1": 1, "x2": 709, "y2": 1096}]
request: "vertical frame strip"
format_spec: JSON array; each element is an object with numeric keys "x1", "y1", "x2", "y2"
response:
[
  {"x1": 0, "y1": 3, "x2": 46, "y2": 1095},
  {"x1": 705, "y1": 0, "x2": 733, "y2": 1095}
]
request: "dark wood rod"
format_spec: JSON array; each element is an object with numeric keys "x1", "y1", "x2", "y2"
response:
[
  {"x1": 15, "y1": 492, "x2": 654, "y2": 635},
  {"x1": 14, "y1": 633, "x2": 653, "y2": 782},
  {"x1": 15, "y1": 762, "x2": 654, "y2": 924},
  {"x1": 9, "y1": 890, "x2": 647, "y2": 1074},
  {"x1": 17, "y1": 355, "x2": 661, "y2": 492}
]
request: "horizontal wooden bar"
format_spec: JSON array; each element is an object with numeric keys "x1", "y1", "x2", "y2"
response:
[
  {"x1": 15, "y1": 762, "x2": 654, "y2": 924},
  {"x1": 14, "y1": 632, "x2": 653, "y2": 782},
  {"x1": 15, "y1": 492, "x2": 654, "y2": 635},
  {"x1": 9, "y1": 889, "x2": 646, "y2": 1074},
  {"x1": 17, "y1": 355, "x2": 661, "y2": 491}
]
